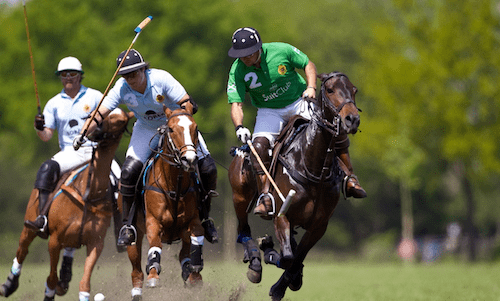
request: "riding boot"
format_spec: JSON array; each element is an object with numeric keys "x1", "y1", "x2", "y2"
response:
[
  {"x1": 250, "y1": 137, "x2": 274, "y2": 219},
  {"x1": 24, "y1": 160, "x2": 60, "y2": 235},
  {"x1": 117, "y1": 157, "x2": 143, "y2": 246},
  {"x1": 336, "y1": 137, "x2": 366, "y2": 198},
  {"x1": 198, "y1": 155, "x2": 219, "y2": 243}
]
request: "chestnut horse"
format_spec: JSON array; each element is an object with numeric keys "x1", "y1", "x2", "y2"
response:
[
  {"x1": 228, "y1": 72, "x2": 362, "y2": 300},
  {"x1": 125, "y1": 103, "x2": 205, "y2": 301},
  {"x1": 0, "y1": 108, "x2": 133, "y2": 300}
]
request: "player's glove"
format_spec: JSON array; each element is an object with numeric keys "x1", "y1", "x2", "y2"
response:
[
  {"x1": 34, "y1": 114, "x2": 45, "y2": 131},
  {"x1": 73, "y1": 134, "x2": 87, "y2": 151},
  {"x1": 235, "y1": 125, "x2": 251, "y2": 144}
]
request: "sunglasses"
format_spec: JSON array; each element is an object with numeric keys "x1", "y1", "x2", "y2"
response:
[
  {"x1": 122, "y1": 69, "x2": 140, "y2": 80},
  {"x1": 59, "y1": 71, "x2": 80, "y2": 78}
]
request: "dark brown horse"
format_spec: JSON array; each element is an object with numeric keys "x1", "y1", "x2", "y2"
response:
[
  {"x1": 228, "y1": 72, "x2": 362, "y2": 300},
  {"x1": 125, "y1": 103, "x2": 205, "y2": 301},
  {"x1": 0, "y1": 108, "x2": 133, "y2": 300}
]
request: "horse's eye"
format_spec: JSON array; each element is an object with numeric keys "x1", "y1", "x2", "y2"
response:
[{"x1": 327, "y1": 88, "x2": 334, "y2": 93}]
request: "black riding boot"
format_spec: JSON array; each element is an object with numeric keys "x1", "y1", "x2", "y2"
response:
[
  {"x1": 24, "y1": 160, "x2": 60, "y2": 235},
  {"x1": 117, "y1": 157, "x2": 143, "y2": 246},
  {"x1": 198, "y1": 155, "x2": 219, "y2": 243},
  {"x1": 250, "y1": 137, "x2": 274, "y2": 218},
  {"x1": 336, "y1": 134, "x2": 367, "y2": 198}
]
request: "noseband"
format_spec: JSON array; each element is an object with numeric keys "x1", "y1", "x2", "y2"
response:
[{"x1": 152, "y1": 112, "x2": 197, "y2": 167}]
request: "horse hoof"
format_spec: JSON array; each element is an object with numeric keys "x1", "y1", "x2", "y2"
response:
[
  {"x1": 132, "y1": 295, "x2": 143, "y2": 301},
  {"x1": 269, "y1": 285, "x2": 286, "y2": 301},
  {"x1": 55, "y1": 281, "x2": 69, "y2": 296},
  {"x1": 246, "y1": 268, "x2": 262, "y2": 284},
  {"x1": 146, "y1": 277, "x2": 159, "y2": 288},
  {"x1": 185, "y1": 273, "x2": 203, "y2": 287}
]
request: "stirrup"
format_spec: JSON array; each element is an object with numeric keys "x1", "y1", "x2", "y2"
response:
[
  {"x1": 207, "y1": 190, "x2": 219, "y2": 198},
  {"x1": 117, "y1": 225, "x2": 137, "y2": 246},
  {"x1": 255, "y1": 193, "x2": 276, "y2": 216},
  {"x1": 24, "y1": 215, "x2": 48, "y2": 232}
]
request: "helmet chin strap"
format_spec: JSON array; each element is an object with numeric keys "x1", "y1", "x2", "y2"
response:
[{"x1": 252, "y1": 49, "x2": 262, "y2": 67}]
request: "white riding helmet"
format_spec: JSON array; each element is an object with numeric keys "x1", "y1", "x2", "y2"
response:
[{"x1": 55, "y1": 57, "x2": 84, "y2": 75}]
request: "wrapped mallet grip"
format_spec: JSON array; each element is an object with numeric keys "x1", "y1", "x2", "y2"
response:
[{"x1": 135, "y1": 16, "x2": 153, "y2": 33}]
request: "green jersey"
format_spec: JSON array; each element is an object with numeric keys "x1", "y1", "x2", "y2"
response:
[{"x1": 227, "y1": 42, "x2": 309, "y2": 109}]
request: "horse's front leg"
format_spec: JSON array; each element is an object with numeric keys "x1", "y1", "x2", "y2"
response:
[
  {"x1": 145, "y1": 214, "x2": 162, "y2": 288},
  {"x1": 127, "y1": 228, "x2": 144, "y2": 301},
  {"x1": 274, "y1": 215, "x2": 293, "y2": 264},
  {"x1": 0, "y1": 227, "x2": 38, "y2": 297},
  {"x1": 75, "y1": 239, "x2": 104, "y2": 301}
]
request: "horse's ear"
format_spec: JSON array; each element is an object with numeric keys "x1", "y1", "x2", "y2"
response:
[
  {"x1": 181, "y1": 101, "x2": 194, "y2": 115},
  {"x1": 127, "y1": 111, "x2": 135, "y2": 119},
  {"x1": 318, "y1": 73, "x2": 328, "y2": 82},
  {"x1": 163, "y1": 105, "x2": 173, "y2": 117},
  {"x1": 353, "y1": 86, "x2": 358, "y2": 95}
]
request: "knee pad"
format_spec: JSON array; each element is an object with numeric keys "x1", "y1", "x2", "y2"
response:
[
  {"x1": 250, "y1": 137, "x2": 271, "y2": 173},
  {"x1": 120, "y1": 157, "x2": 143, "y2": 196},
  {"x1": 34, "y1": 160, "x2": 60, "y2": 191}
]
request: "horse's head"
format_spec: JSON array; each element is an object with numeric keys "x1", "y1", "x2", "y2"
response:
[
  {"x1": 162, "y1": 103, "x2": 198, "y2": 172},
  {"x1": 318, "y1": 72, "x2": 361, "y2": 134},
  {"x1": 87, "y1": 108, "x2": 134, "y2": 142}
]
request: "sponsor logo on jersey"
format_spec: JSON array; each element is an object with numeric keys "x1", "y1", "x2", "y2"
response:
[{"x1": 278, "y1": 64, "x2": 287, "y2": 75}]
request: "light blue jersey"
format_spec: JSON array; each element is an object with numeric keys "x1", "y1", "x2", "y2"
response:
[
  {"x1": 101, "y1": 68, "x2": 209, "y2": 163},
  {"x1": 102, "y1": 68, "x2": 187, "y2": 130},
  {"x1": 43, "y1": 85, "x2": 102, "y2": 150}
]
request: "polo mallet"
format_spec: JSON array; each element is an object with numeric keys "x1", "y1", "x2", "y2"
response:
[
  {"x1": 246, "y1": 140, "x2": 296, "y2": 216},
  {"x1": 22, "y1": 0, "x2": 41, "y2": 115},
  {"x1": 77, "y1": 15, "x2": 153, "y2": 145}
]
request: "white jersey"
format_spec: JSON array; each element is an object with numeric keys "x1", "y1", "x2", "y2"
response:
[{"x1": 43, "y1": 85, "x2": 102, "y2": 150}]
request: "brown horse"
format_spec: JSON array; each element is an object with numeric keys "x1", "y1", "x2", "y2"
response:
[
  {"x1": 0, "y1": 108, "x2": 133, "y2": 300},
  {"x1": 125, "y1": 103, "x2": 205, "y2": 301},
  {"x1": 228, "y1": 72, "x2": 362, "y2": 300}
]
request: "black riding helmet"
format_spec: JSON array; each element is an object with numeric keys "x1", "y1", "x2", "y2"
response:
[
  {"x1": 227, "y1": 27, "x2": 262, "y2": 58},
  {"x1": 116, "y1": 49, "x2": 148, "y2": 75}
]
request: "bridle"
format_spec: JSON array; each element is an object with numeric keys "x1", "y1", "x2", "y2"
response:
[
  {"x1": 313, "y1": 72, "x2": 361, "y2": 137},
  {"x1": 151, "y1": 112, "x2": 198, "y2": 168}
]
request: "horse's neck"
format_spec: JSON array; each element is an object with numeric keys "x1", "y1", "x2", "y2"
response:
[
  {"x1": 88, "y1": 142, "x2": 120, "y2": 196},
  {"x1": 156, "y1": 160, "x2": 189, "y2": 191},
  {"x1": 302, "y1": 118, "x2": 336, "y2": 173}
]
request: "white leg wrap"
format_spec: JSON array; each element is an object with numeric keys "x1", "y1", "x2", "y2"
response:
[
  {"x1": 191, "y1": 235, "x2": 204, "y2": 246},
  {"x1": 131, "y1": 287, "x2": 142, "y2": 297},
  {"x1": 148, "y1": 246, "x2": 162, "y2": 257},
  {"x1": 45, "y1": 282, "x2": 56, "y2": 298},
  {"x1": 11, "y1": 258, "x2": 22, "y2": 276},
  {"x1": 63, "y1": 247, "x2": 76, "y2": 257},
  {"x1": 79, "y1": 291, "x2": 90, "y2": 301}
]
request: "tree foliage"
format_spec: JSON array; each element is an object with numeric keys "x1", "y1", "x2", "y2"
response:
[{"x1": 1, "y1": 0, "x2": 500, "y2": 259}]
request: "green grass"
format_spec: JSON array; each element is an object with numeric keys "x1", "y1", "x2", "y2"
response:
[{"x1": 1, "y1": 257, "x2": 499, "y2": 301}]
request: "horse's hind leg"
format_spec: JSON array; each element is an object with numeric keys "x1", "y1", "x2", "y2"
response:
[
  {"x1": 45, "y1": 236, "x2": 63, "y2": 300},
  {"x1": 234, "y1": 194, "x2": 262, "y2": 284},
  {"x1": 179, "y1": 232, "x2": 204, "y2": 287},
  {"x1": 0, "y1": 227, "x2": 37, "y2": 297},
  {"x1": 56, "y1": 248, "x2": 75, "y2": 296}
]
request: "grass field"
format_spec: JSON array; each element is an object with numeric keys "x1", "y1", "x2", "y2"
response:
[{"x1": 1, "y1": 251, "x2": 499, "y2": 301}]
